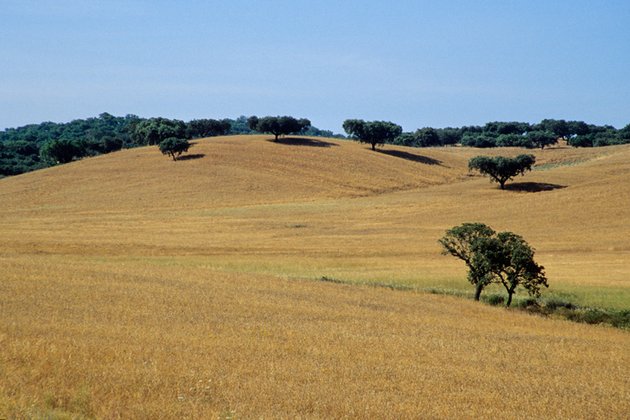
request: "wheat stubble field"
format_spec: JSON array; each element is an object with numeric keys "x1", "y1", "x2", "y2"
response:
[{"x1": 1, "y1": 135, "x2": 629, "y2": 418}]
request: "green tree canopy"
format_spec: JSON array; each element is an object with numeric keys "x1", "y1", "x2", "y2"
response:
[
  {"x1": 248, "y1": 116, "x2": 311, "y2": 140},
  {"x1": 131, "y1": 118, "x2": 188, "y2": 145},
  {"x1": 187, "y1": 119, "x2": 231, "y2": 138},
  {"x1": 468, "y1": 154, "x2": 536, "y2": 189},
  {"x1": 40, "y1": 138, "x2": 83, "y2": 164},
  {"x1": 158, "y1": 137, "x2": 191, "y2": 161},
  {"x1": 439, "y1": 223, "x2": 497, "y2": 301},
  {"x1": 342, "y1": 119, "x2": 402, "y2": 150},
  {"x1": 527, "y1": 130, "x2": 557, "y2": 149},
  {"x1": 472, "y1": 232, "x2": 548, "y2": 306},
  {"x1": 440, "y1": 223, "x2": 548, "y2": 306}
]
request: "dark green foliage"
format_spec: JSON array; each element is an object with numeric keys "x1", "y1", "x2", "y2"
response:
[
  {"x1": 567, "y1": 120, "x2": 590, "y2": 136},
  {"x1": 343, "y1": 119, "x2": 402, "y2": 150},
  {"x1": 618, "y1": 123, "x2": 630, "y2": 141},
  {"x1": 474, "y1": 232, "x2": 548, "y2": 307},
  {"x1": 392, "y1": 127, "x2": 444, "y2": 147},
  {"x1": 0, "y1": 113, "x2": 139, "y2": 175},
  {"x1": 158, "y1": 137, "x2": 191, "y2": 161},
  {"x1": 437, "y1": 128, "x2": 461, "y2": 146},
  {"x1": 248, "y1": 116, "x2": 311, "y2": 140},
  {"x1": 544, "y1": 297, "x2": 576, "y2": 310},
  {"x1": 565, "y1": 308, "x2": 630, "y2": 328},
  {"x1": 483, "y1": 121, "x2": 531, "y2": 135},
  {"x1": 414, "y1": 127, "x2": 441, "y2": 147},
  {"x1": 495, "y1": 134, "x2": 534, "y2": 148},
  {"x1": 131, "y1": 117, "x2": 188, "y2": 145},
  {"x1": 440, "y1": 223, "x2": 548, "y2": 307},
  {"x1": 527, "y1": 130, "x2": 557, "y2": 149},
  {"x1": 567, "y1": 135, "x2": 593, "y2": 147},
  {"x1": 40, "y1": 138, "x2": 84, "y2": 164},
  {"x1": 187, "y1": 119, "x2": 231, "y2": 138},
  {"x1": 246, "y1": 116, "x2": 259, "y2": 132},
  {"x1": 438, "y1": 222, "x2": 497, "y2": 301},
  {"x1": 485, "y1": 294, "x2": 505, "y2": 306},
  {"x1": 468, "y1": 154, "x2": 536, "y2": 189},
  {"x1": 460, "y1": 134, "x2": 497, "y2": 148},
  {"x1": 536, "y1": 119, "x2": 569, "y2": 139},
  {"x1": 393, "y1": 132, "x2": 417, "y2": 147},
  {"x1": 0, "y1": 113, "x2": 341, "y2": 177}
]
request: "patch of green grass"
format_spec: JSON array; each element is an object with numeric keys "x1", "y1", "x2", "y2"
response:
[
  {"x1": 534, "y1": 160, "x2": 585, "y2": 171},
  {"x1": 425, "y1": 286, "x2": 630, "y2": 330}
]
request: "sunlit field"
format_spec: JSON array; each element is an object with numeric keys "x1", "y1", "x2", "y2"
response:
[{"x1": 1, "y1": 136, "x2": 629, "y2": 417}]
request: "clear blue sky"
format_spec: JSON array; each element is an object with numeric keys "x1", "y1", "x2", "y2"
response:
[{"x1": 1, "y1": 0, "x2": 629, "y2": 132}]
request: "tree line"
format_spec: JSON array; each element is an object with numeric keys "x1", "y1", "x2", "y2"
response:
[
  {"x1": 0, "y1": 114, "x2": 338, "y2": 176},
  {"x1": 2, "y1": 113, "x2": 630, "y2": 176},
  {"x1": 343, "y1": 118, "x2": 630, "y2": 150}
]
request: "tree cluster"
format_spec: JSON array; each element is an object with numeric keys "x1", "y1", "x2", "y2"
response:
[
  {"x1": 468, "y1": 154, "x2": 536, "y2": 189},
  {"x1": 439, "y1": 223, "x2": 548, "y2": 306},
  {"x1": 458, "y1": 119, "x2": 630, "y2": 149},
  {"x1": 342, "y1": 119, "x2": 403, "y2": 150},
  {"x1": 0, "y1": 113, "x2": 138, "y2": 175},
  {"x1": 0, "y1": 114, "x2": 333, "y2": 176},
  {"x1": 247, "y1": 116, "x2": 311, "y2": 140},
  {"x1": 381, "y1": 119, "x2": 630, "y2": 150}
]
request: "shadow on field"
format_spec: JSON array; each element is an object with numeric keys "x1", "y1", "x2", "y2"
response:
[
  {"x1": 177, "y1": 153, "x2": 205, "y2": 161},
  {"x1": 377, "y1": 149, "x2": 442, "y2": 165},
  {"x1": 506, "y1": 182, "x2": 567, "y2": 192},
  {"x1": 268, "y1": 137, "x2": 338, "y2": 148}
]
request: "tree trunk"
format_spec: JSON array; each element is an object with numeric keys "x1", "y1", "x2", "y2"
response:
[
  {"x1": 499, "y1": 180, "x2": 506, "y2": 189},
  {"x1": 371, "y1": 143, "x2": 376, "y2": 151},
  {"x1": 274, "y1": 133, "x2": 279, "y2": 141},
  {"x1": 474, "y1": 283, "x2": 484, "y2": 301},
  {"x1": 506, "y1": 289, "x2": 515, "y2": 307}
]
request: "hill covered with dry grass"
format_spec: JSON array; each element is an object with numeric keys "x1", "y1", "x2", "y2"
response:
[{"x1": 1, "y1": 135, "x2": 629, "y2": 417}]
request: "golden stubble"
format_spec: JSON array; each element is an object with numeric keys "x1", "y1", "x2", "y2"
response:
[{"x1": 1, "y1": 136, "x2": 629, "y2": 417}]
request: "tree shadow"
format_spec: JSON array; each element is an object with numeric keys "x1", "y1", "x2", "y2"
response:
[
  {"x1": 377, "y1": 149, "x2": 442, "y2": 165},
  {"x1": 268, "y1": 137, "x2": 338, "y2": 148},
  {"x1": 505, "y1": 182, "x2": 567, "y2": 193},
  {"x1": 177, "y1": 153, "x2": 205, "y2": 161}
]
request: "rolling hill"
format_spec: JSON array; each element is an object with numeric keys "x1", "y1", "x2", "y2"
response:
[{"x1": 1, "y1": 135, "x2": 629, "y2": 417}]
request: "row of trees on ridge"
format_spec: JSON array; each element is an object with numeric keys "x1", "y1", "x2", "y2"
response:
[
  {"x1": 3, "y1": 113, "x2": 630, "y2": 176},
  {"x1": 343, "y1": 118, "x2": 630, "y2": 150},
  {"x1": 0, "y1": 114, "x2": 335, "y2": 175}
]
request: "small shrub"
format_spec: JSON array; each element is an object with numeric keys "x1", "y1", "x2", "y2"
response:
[
  {"x1": 485, "y1": 294, "x2": 505, "y2": 306},
  {"x1": 544, "y1": 298, "x2": 575, "y2": 311},
  {"x1": 319, "y1": 276, "x2": 343, "y2": 284},
  {"x1": 514, "y1": 297, "x2": 539, "y2": 309}
]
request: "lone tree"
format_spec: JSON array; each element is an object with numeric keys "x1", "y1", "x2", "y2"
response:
[
  {"x1": 342, "y1": 119, "x2": 402, "y2": 150},
  {"x1": 158, "y1": 137, "x2": 191, "y2": 161},
  {"x1": 476, "y1": 232, "x2": 548, "y2": 307},
  {"x1": 248, "y1": 115, "x2": 311, "y2": 140},
  {"x1": 438, "y1": 223, "x2": 497, "y2": 301},
  {"x1": 440, "y1": 223, "x2": 548, "y2": 306},
  {"x1": 468, "y1": 154, "x2": 535, "y2": 189}
]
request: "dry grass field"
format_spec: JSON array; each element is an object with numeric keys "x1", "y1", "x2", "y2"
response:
[{"x1": 1, "y1": 135, "x2": 629, "y2": 417}]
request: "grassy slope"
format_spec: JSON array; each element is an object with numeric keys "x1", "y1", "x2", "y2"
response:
[{"x1": 1, "y1": 135, "x2": 629, "y2": 417}]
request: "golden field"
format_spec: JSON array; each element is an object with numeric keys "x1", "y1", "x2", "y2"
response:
[{"x1": 1, "y1": 135, "x2": 629, "y2": 418}]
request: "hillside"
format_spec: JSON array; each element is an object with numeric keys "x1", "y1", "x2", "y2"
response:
[
  {"x1": 1, "y1": 135, "x2": 629, "y2": 417},
  {"x1": 1, "y1": 135, "x2": 628, "y2": 305}
]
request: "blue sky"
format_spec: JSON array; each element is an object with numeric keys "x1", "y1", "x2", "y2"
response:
[{"x1": 1, "y1": 0, "x2": 629, "y2": 132}]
